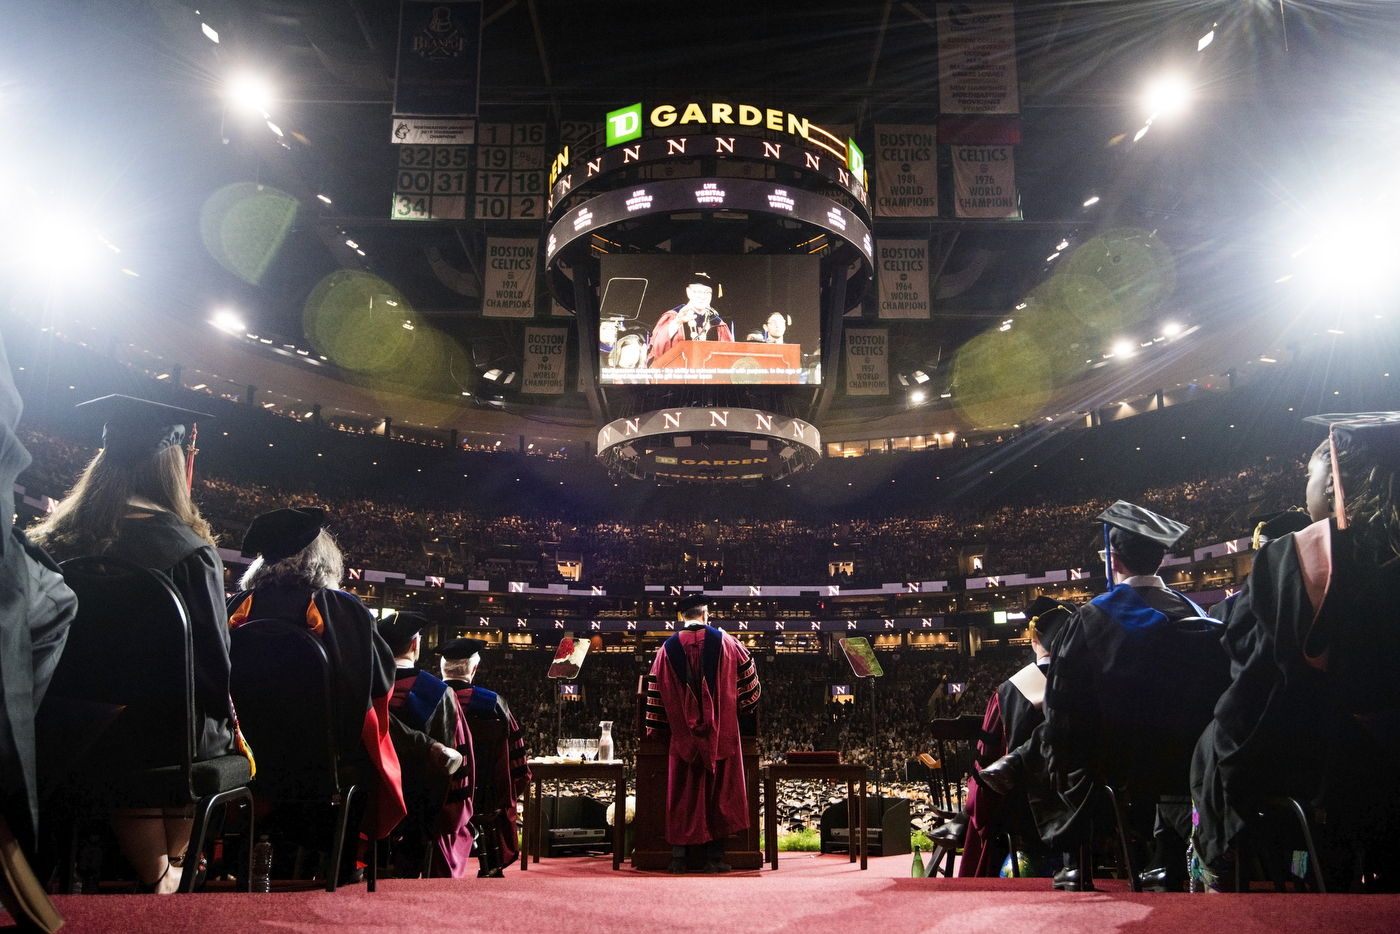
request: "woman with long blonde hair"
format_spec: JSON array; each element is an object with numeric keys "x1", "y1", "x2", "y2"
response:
[{"x1": 30, "y1": 395, "x2": 246, "y2": 894}]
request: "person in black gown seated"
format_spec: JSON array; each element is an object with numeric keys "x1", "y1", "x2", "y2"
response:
[{"x1": 29, "y1": 395, "x2": 251, "y2": 894}]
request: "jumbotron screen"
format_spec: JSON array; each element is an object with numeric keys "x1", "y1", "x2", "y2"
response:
[{"x1": 597, "y1": 254, "x2": 821, "y2": 385}]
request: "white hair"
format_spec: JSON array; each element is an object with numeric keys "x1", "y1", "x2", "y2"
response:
[{"x1": 240, "y1": 529, "x2": 345, "y2": 591}]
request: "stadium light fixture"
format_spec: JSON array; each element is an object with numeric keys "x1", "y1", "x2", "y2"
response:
[
  {"x1": 1162, "y1": 322, "x2": 1182, "y2": 337},
  {"x1": 227, "y1": 74, "x2": 273, "y2": 116},
  {"x1": 913, "y1": 370, "x2": 930, "y2": 384},
  {"x1": 1291, "y1": 208, "x2": 1400, "y2": 304},
  {"x1": 210, "y1": 309, "x2": 246, "y2": 334},
  {"x1": 1112, "y1": 339, "x2": 1136, "y2": 358},
  {"x1": 910, "y1": 390, "x2": 926, "y2": 404},
  {"x1": 1083, "y1": 196, "x2": 1100, "y2": 207},
  {"x1": 317, "y1": 194, "x2": 332, "y2": 204},
  {"x1": 1143, "y1": 73, "x2": 1190, "y2": 120},
  {"x1": 202, "y1": 22, "x2": 219, "y2": 43}
]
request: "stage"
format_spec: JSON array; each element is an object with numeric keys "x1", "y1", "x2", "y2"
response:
[{"x1": 29, "y1": 853, "x2": 1400, "y2": 934}]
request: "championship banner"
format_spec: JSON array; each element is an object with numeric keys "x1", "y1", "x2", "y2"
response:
[
  {"x1": 874, "y1": 125, "x2": 937, "y2": 217},
  {"x1": 845, "y1": 330, "x2": 889, "y2": 396},
  {"x1": 522, "y1": 327, "x2": 567, "y2": 394},
  {"x1": 952, "y1": 145, "x2": 1018, "y2": 218},
  {"x1": 877, "y1": 241, "x2": 930, "y2": 319},
  {"x1": 936, "y1": 3, "x2": 1019, "y2": 115},
  {"x1": 393, "y1": 0, "x2": 482, "y2": 117},
  {"x1": 482, "y1": 238, "x2": 537, "y2": 317}
]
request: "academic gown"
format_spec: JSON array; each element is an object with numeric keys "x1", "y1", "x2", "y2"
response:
[
  {"x1": 227, "y1": 585, "x2": 406, "y2": 838},
  {"x1": 647, "y1": 307, "x2": 735, "y2": 366},
  {"x1": 959, "y1": 661, "x2": 1046, "y2": 876},
  {"x1": 445, "y1": 681, "x2": 529, "y2": 867},
  {"x1": 1191, "y1": 520, "x2": 1400, "y2": 875},
  {"x1": 1036, "y1": 582, "x2": 1231, "y2": 849},
  {"x1": 0, "y1": 335, "x2": 76, "y2": 853},
  {"x1": 645, "y1": 625, "x2": 760, "y2": 847},
  {"x1": 387, "y1": 666, "x2": 473, "y2": 878}
]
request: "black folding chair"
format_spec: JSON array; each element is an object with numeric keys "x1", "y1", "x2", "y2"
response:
[
  {"x1": 462, "y1": 711, "x2": 510, "y2": 876},
  {"x1": 43, "y1": 556, "x2": 254, "y2": 894},
  {"x1": 229, "y1": 617, "x2": 376, "y2": 892},
  {"x1": 924, "y1": 715, "x2": 982, "y2": 876}
]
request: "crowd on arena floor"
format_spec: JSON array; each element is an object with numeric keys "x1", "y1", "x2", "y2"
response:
[{"x1": 17, "y1": 427, "x2": 1302, "y2": 588}]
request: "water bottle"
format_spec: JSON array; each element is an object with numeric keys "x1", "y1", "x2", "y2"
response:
[
  {"x1": 251, "y1": 835, "x2": 273, "y2": 893},
  {"x1": 910, "y1": 845, "x2": 928, "y2": 878},
  {"x1": 597, "y1": 721, "x2": 615, "y2": 762}
]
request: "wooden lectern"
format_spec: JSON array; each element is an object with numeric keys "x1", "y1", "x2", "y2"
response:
[
  {"x1": 650, "y1": 340, "x2": 802, "y2": 384},
  {"x1": 631, "y1": 679, "x2": 763, "y2": 871}
]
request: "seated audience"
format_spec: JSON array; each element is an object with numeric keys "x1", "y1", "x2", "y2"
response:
[
  {"x1": 377, "y1": 612, "x2": 473, "y2": 879},
  {"x1": 28, "y1": 395, "x2": 253, "y2": 894},
  {"x1": 228, "y1": 506, "x2": 407, "y2": 844},
  {"x1": 1192, "y1": 416, "x2": 1400, "y2": 891}
]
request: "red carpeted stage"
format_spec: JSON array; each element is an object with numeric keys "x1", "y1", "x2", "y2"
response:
[{"x1": 24, "y1": 854, "x2": 1399, "y2": 934}]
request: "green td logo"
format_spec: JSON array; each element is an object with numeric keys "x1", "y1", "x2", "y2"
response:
[
  {"x1": 606, "y1": 103, "x2": 643, "y2": 147},
  {"x1": 846, "y1": 138, "x2": 865, "y2": 177}
]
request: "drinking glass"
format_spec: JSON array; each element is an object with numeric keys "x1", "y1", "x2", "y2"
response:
[
  {"x1": 570, "y1": 738, "x2": 585, "y2": 760},
  {"x1": 556, "y1": 739, "x2": 567, "y2": 759},
  {"x1": 585, "y1": 739, "x2": 599, "y2": 761}
]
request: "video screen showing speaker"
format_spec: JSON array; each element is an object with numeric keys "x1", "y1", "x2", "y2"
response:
[{"x1": 597, "y1": 254, "x2": 821, "y2": 385}]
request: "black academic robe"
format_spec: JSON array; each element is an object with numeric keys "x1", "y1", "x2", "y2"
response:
[
  {"x1": 103, "y1": 512, "x2": 239, "y2": 762},
  {"x1": 387, "y1": 666, "x2": 472, "y2": 877},
  {"x1": 446, "y1": 681, "x2": 529, "y2": 867},
  {"x1": 1191, "y1": 520, "x2": 1400, "y2": 873},
  {"x1": 0, "y1": 334, "x2": 76, "y2": 851},
  {"x1": 227, "y1": 585, "x2": 406, "y2": 836},
  {"x1": 1037, "y1": 582, "x2": 1231, "y2": 849}
]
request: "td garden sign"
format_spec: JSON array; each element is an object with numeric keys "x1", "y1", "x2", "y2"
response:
[{"x1": 596, "y1": 407, "x2": 821, "y2": 483}]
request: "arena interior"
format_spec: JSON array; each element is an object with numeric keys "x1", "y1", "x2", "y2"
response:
[{"x1": 3, "y1": 1, "x2": 1400, "y2": 931}]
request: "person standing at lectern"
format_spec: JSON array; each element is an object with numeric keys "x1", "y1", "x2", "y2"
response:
[
  {"x1": 647, "y1": 273, "x2": 734, "y2": 366},
  {"x1": 644, "y1": 595, "x2": 760, "y2": 873}
]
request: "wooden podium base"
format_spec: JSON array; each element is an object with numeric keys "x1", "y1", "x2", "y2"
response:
[{"x1": 631, "y1": 733, "x2": 763, "y2": 871}]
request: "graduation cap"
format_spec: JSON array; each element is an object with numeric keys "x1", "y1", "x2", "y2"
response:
[
  {"x1": 439, "y1": 637, "x2": 488, "y2": 660},
  {"x1": 1248, "y1": 508, "x2": 1313, "y2": 550},
  {"x1": 240, "y1": 507, "x2": 328, "y2": 564},
  {"x1": 1025, "y1": 595, "x2": 1076, "y2": 646},
  {"x1": 77, "y1": 394, "x2": 211, "y2": 466},
  {"x1": 378, "y1": 610, "x2": 428, "y2": 656},
  {"x1": 1094, "y1": 500, "x2": 1190, "y2": 577},
  {"x1": 686, "y1": 271, "x2": 722, "y2": 299},
  {"x1": 677, "y1": 593, "x2": 710, "y2": 619},
  {"x1": 1304, "y1": 412, "x2": 1400, "y2": 530}
]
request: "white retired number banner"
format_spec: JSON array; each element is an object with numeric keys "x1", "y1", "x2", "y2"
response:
[
  {"x1": 953, "y1": 145, "x2": 1017, "y2": 218},
  {"x1": 482, "y1": 237, "x2": 537, "y2": 317},
  {"x1": 878, "y1": 240, "x2": 930, "y2": 319},
  {"x1": 845, "y1": 330, "x2": 889, "y2": 396},
  {"x1": 874, "y1": 125, "x2": 937, "y2": 217},
  {"x1": 936, "y1": 3, "x2": 1019, "y2": 114},
  {"x1": 522, "y1": 327, "x2": 567, "y2": 394}
]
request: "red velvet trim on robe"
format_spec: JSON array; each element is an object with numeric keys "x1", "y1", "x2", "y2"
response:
[{"x1": 362, "y1": 695, "x2": 407, "y2": 839}]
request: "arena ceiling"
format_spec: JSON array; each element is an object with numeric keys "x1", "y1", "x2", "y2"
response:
[{"x1": 3, "y1": 1, "x2": 1397, "y2": 441}]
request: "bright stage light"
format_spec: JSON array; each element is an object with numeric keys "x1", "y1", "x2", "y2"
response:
[
  {"x1": 910, "y1": 390, "x2": 926, "y2": 404},
  {"x1": 227, "y1": 74, "x2": 273, "y2": 116},
  {"x1": 1292, "y1": 207, "x2": 1400, "y2": 304},
  {"x1": 1112, "y1": 339, "x2": 1136, "y2": 358},
  {"x1": 1162, "y1": 322, "x2": 1182, "y2": 337},
  {"x1": 1144, "y1": 74, "x2": 1190, "y2": 119},
  {"x1": 20, "y1": 217, "x2": 103, "y2": 278},
  {"x1": 1083, "y1": 196, "x2": 1099, "y2": 207},
  {"x1": 210, "y1": 309, "x2": 246, "y2": 334}
]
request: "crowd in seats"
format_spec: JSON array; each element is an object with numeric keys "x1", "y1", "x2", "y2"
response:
[{"x1": 17, "y1": 428, "x2": 1302, "y2": 589}]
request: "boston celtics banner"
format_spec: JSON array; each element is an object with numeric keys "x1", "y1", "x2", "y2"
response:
[
  {"x1": 393, "y1": 0, "x2": 482, "y2": 117},
  {"x1": 936, "y1": 3, "x2": 1019, "y2": 115},
  {"x1": 522, "y1": 327, "x2": 568, "y2": 394},
  {"x1": 877, "y1": 240, "x2": 930, "y2": 318},
  {"x1": 952, "y1": 145, "x2": 1018, "y2": 218},
  {"x1": 482, "y1": 237, "x2": 538, "y2": 317},
  {"x1": 874, "y1": 125, "x2": 937, "y2": 217},
  {"x1": 845, "y1": 329, "x2": 889, "y2": 396}
]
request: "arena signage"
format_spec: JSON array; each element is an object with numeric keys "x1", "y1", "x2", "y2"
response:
[
  {"x1": 550, "y1": 102, "x2": 859, "y2": 185},
  {"x1": 547, "y1": 133, "x2": 870, "y2": 216},
  {"x1": 454, "y1": 616, "x2": 948, "y2": 633},
  {"x1": 596, "y1": 407, "x2": 821, "y2": 455},
  {"x1": 546, "y1": 177, "x2": 874, "y2": 267}
]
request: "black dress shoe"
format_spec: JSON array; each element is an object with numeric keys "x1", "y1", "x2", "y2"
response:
[
  {"x1": 928, "y1": 816, "x2": 968, "y2": 846},
  {"x1": 975, "y1": 755, "x2": 1023, "y2": 796},
  {"x1": 1138, "y1": 866, "x2": 1183, "y2": 892},
  {"x1": 668, "y1": 857, "x2": 687, "y2": 875},
  {"x1": 703, "y1": 860, "x2": 732, "y2": 874},
  {"x1": 1052, "y1": 867, "x2": 1084, "y2": 891}
]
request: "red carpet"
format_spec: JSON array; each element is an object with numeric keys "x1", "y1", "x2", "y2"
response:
[{"x1": 23, "y1": 854, "x2": 1399, "y2": 933}]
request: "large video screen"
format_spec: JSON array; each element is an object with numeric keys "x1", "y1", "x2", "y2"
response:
[{"x1": 597, "y1": 254, "x2": 821, "y2": 385}]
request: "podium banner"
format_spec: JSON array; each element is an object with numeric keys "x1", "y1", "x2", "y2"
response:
[{"x1": 845, "y1": 330, "x2": 889, "y2": 396}]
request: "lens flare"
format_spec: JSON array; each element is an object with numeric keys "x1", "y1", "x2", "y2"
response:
[{"x1": 199, "y1": 183, "x2": 299, "y2": 284}]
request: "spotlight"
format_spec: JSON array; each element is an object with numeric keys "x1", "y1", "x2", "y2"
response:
[
  {"x1": 227, "y1": 74, "x2": 273, "y2": 116},
  {"x1": 210, "y1": 309, "x2": 246, "y2": 334},
  {"x1": 1112, "y1": 339, "x2": 1136, "y2": 358},
  {"x1": 317, "y1": 194, "x2": 332, "y2": 204},
  {"x1": 1162, "y1": 322, "x2": 1182, "y2": 337},
  {"x1": 1144, "y1": 74, "x2": 1190, "y2": 119},
  {"x1": 202, "y1": 23, "x2": 219, "y2": 43},
  {"x1": 910, "y1": 390, "x2": 926, "y2": 404},
  {"x1": 1083, "y1": 196, "x2": 1100, "y2": 207}
]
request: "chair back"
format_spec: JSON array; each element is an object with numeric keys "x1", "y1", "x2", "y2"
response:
[
  {"x1": 927, "y1": 715, "x2": 982, "y2": 811},
  {"x1": 229, "y1": 618, "x2": 342, "y2": 800},
  {"x1": 47, "y1": 556, "x2": 195, "y2": 780}
]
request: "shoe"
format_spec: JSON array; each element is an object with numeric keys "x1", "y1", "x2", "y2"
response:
[
  {"x1": 668, "y1": 857, "x2": 687, "y2": 875},
  {"x1": 703, "y1": 860, "x2": 732, "y2": 874},
  {"x1": 928, "y1": 815, "x2": 968, "y2": 846},
  {"x1": 974, "y1": 755, "x2": 1022, "y2": 796},
  {"x1": 1052, "y1": 867, "x2": 1084, "y2": 891},
  {"x1": 478, "y1": 867, "x2": 505, "y2": 878},
  {"x1": 1138, "y1": 866, "x2": 1183, "y2": 892}
]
